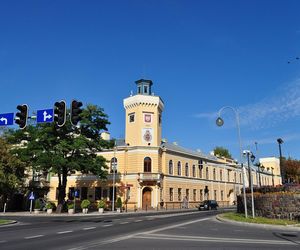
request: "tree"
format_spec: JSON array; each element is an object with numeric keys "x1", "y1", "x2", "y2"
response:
[
  {"x1": 0, "y1": 137, "x2": 26, "y2": 208},
  {"x1": 5, "y1": 104, "x2": 113, "y2": 212},
  {"x1": 213, "y1": 146, "x2": 233, "y2": 159},
  {"x1": 283, "y1": 158, "x2": 300, "y2": 183}
]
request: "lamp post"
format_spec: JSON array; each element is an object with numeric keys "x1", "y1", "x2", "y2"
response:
[
  {"x1": 216, "y1": 106, "x2": 248, "y2": 218},
  {"x1": 271, "y1": 167, "x2": 274, "y2": 187},
  {"x1": 112, "y1": 142, "x2": 117, "y2": 212},
  {"x1": 258, "y1": 164, "x2": 262, "y2": 187},
  {"x1": 277, "y1": 138, "x2": 284, "y2": 184},
  {"x1": 261, "y1": 165, "x2": 265, "y2": 186},
  {"x1": 243, "y1": 150, "x2": 255, "y2": 218}
]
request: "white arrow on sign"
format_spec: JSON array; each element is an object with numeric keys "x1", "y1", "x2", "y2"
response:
[
  {"x1": 43, "y1": 111, "x2": 52, "y2": 121},
  {"x1": 0, "y1": 117, "x2": 8, "y2": 125}
]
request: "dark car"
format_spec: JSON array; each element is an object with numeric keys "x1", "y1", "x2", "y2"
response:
[{"x1": 198, "y1": 200, "x2": 218, "y2": 210}]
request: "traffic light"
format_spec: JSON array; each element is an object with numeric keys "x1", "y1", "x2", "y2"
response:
[
  {"x1": 54, "y1": 100, "x2": 66, "y2": 127},
  {"x1": 70, "y1": 100, "x2": 83, "y2": 126},
  {"x1": 15, "y1": 104, "x2": 28, "y2": 129}
]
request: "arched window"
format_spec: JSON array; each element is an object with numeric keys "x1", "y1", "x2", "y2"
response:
[
  {"x1": 213, "y1": 168, "x2": 216, "y2": 180},
  {"x1": 169, "y1": 160, "x2": 173, "y2": 175},
  {"x1": 110, "y1": 157, "x2": 118, "y2": 173},
  {"x1": 177, "y1": 161, "x2": 181, "y2": 176},
  {"x1": 220, "y1": 170, "x2": 223, "y2": 181},
  {"x1": 185, "y1": 163, "x2": 189, "y2": 177},
  {"x1": 206, "y1": 167, "x2": 209, "y2": 179},
  {"x1": 144, "y1": 157, "x2": 152, "y2": 172},
  {"x1": 192, "y1": 165, "x2": 196, "y2": 177}
]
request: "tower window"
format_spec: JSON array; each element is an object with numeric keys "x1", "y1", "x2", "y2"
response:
[
  {"x1": 144, "y1": 86, "x2": 148, "y2": 94},
  {"x1": 138, "y1": 86, "x2": 141, "y2": 94},
  {"x1": 129, "y1": 113, "x2": 135, "y2": 123},
  {"x1": 144, "y1": 157, "x2": 152, "y2": 172}
]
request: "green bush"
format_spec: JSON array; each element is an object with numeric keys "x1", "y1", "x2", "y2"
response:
[
  {"x1": 34, "y1": 199, "x2": 41, "y2": 210},
  {"x1": 45, "y1": 202, "x2": 54, "y2": 209},
  {"x1": 67, "y1": 203, "x2": 74, "y2": 209},
  {"x1": 98, "y1": 199, "x2": 106, "y2": 209},
  {"x1": 81, "y1": 199, "x2": 91, "y2": 209},
  {"x1": 116, "y1": 197, "x2": 122, "y2": 208}
]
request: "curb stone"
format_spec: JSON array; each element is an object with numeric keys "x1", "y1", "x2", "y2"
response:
[
  {"x1": 216, "y1": 214, "x2": 300, "y2": 231},
  {"x1": 0, "y1": 220, "x2": 17, "y2": 227}
]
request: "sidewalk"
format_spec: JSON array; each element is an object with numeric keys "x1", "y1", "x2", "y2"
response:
[
  {"x1": 216, "y1": 214, "x2": 300, "y2": 231},
  {"x1": 0, "y1": 208, "x2": 198, "y2": 217}
]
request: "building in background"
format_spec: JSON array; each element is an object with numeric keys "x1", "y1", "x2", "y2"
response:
[{"x1": 48, "y1": 79, "x2": 279, "y2": 210}]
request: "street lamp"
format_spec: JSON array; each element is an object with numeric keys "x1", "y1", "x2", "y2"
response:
[
  {"x1": 271, "y1": 167, "x2": 274, "y2": 187},
  {"x1": 216, "y1": 106, "x2": 248, "y2": 218},
  {"x1": 277, "y1": 138, "x2": 284, "y2": 184},
  {"x1": 112, "y1": 142, "x2": 117, "y2": 212},
  {"x1": 243, "y1": 150, "x2": 255, "y2": 218}
]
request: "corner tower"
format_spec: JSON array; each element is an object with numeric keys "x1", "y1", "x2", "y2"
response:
[{"x1": 123, "y1": 79, "x2": 164, "y2": 147}]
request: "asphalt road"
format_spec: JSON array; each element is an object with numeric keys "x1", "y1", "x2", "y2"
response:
[{"x1": 0, "y1": 209, "x2": 299, "y2": 249}]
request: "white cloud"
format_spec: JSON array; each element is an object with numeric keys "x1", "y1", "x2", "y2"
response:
[
  {"x1": 239, "y1": 79, "x2": 300, "y2": 129},
  {"x1": 194, "y1": 78, "x2": 300, "y2": 130}
]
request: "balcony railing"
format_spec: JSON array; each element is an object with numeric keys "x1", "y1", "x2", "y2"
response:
[{"x1": 138, "y1": 173, "x2": 161, "y2": 182}]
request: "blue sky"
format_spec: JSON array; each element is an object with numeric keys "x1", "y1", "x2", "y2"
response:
[{"x1": 0, "y1": 0, "x2": 300, "y2": 161}]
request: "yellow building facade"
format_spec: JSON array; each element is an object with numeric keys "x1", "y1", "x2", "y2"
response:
[{"x1": 48, "y1": 79, "x2": 281, "y2": 210}]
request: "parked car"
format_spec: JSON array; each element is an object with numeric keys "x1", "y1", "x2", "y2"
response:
[{"x1": 198, "y1": 200, "x2": 218, "y2": 210}]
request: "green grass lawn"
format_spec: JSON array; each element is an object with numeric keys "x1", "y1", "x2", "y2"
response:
[
  {"x1": 221, "y1": 212, "x2": 300, "y2": 226},
  {"x1": 0, "y1": 219, "x2": 10, "y2": 224}
]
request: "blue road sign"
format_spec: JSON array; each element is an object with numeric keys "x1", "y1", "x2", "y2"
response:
[
  {"x1": 0, "y1": 113, "x2": 14, "y2": 126},
  {"x1": 29, "y1": 192, "x2": 35, "y2": 200},
  {"x1": 37, "y1": 109, "x2": 54, "y2": 123}
]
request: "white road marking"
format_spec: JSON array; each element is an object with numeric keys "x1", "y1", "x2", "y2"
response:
[
  {"x1": 102, "y1": 224, "x2": 113, "y2": 227},
  {"x1": 134, "y1": 220, "x2": 142, "y2": 222},
  {"x1": 0, "y1": 240, "x2": 7, "y2": 243},
  {"x1": 83, "y1": 227, "x2": 96, "y2": 230},
  {"x1": 65, "y1": 217, "x2": 214, "y2": 250},
  {"x1": 57, "y1": 230, "x2": 73, "y2": 234},
  {"x1": 120, "y1": 222, "x2": 129, "y2": 224},
  {"x1": 135, "y1": 233, "x2": 299, "y2": 246},
  {"x1": 24, "y1": 235, "x2": 44, "y2": 239}
]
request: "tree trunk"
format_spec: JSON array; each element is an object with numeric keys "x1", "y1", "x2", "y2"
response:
[{"x1": 56, "y1": 167, "x2": 68, "y2": 213}]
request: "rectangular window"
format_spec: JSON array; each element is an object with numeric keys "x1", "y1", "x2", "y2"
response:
[
  {"x1": 227, "y1": 170, "x2": 230, "y2": 182},
  {"x1": 193, "y1": 189, "x2": 196, "y2": 201},
  {"x1": 199, "y1": 167, "x2": 203, "y2": 178},
  {"x1": 95, "y1": 187, "x2": 102, "y2": 200},
  {"x1": 129, "y1": 113, "x2": 135, "y2": 123},
  {"x1": 68, "y1": 187, "x2": 75, "y2": 200},
  {"x1": 81, "y1": 187, "x2": 88, "y2": 200},
  {"x1": 169, "y1": 188, "x2": 173, "y2": 201},
  {"x1": 178, "y1": 188, "x2": 182, "y2": 201},
  {"x1": 200, "y1": 189, "x2": 203, "y2": 201},
  {"x1": 126, "y1": 187, "x2": 131, "y2": 200},
  {"x1": 186, "y1": 189, "x2": 189, "y2": 200},
  {"x1": 109, "y1": 187, "x2": 117, "y2": 201},
  {"x1": 221, "y1": 190, "x2": 224, "y2": 201},
  {"x1": 144, "y1": 86, "x2": 148, "y2": 93},
  {"x1": 214, "y1": 190, "x2": 217, "y2": 200},
  {"x1": 103, "y1": 189, "x2": 108, "y2": 199},
  {"x1": 55, "y1": 187, "x2": 59, "y2": 200},
  {"x1": 192, "y1": 165, "x2": 196, "y2": 177}
]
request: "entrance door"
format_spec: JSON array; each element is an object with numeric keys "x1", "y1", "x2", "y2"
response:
[{"x1": 142, "y1": 187, "x2": 152, "y2": 210}]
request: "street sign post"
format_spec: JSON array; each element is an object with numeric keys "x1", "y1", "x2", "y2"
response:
[
  {"x1": 0, "y1": 113, "x2": 14, "y2": 126},
  {"x1": 37, "y1": 109, "x2": 54, "y2": 123},
  {"x1": 29, "y1": 192, "x2": 35, "y2": 214}
]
